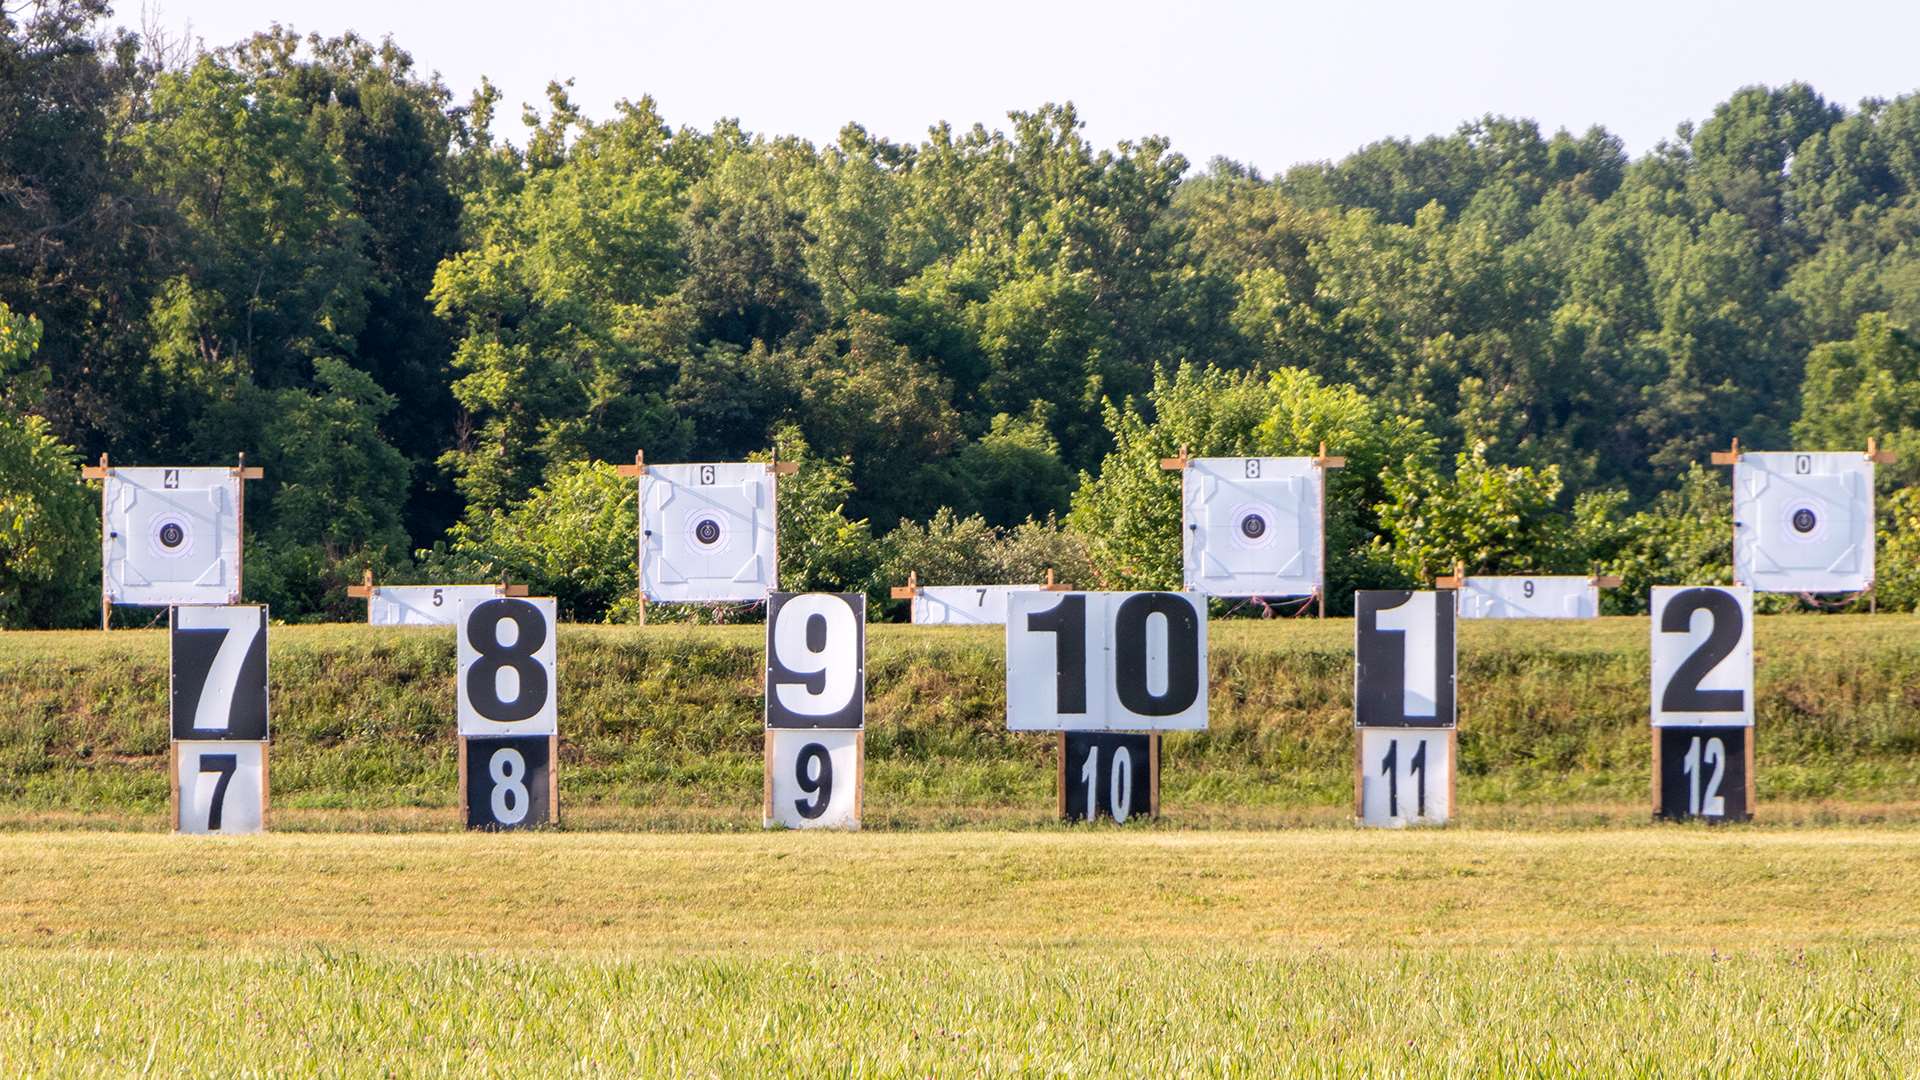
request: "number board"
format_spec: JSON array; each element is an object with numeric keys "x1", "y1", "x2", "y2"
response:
[
  {"x1": 911, "y1": 584, "x2": 1041, "y2": 626},
  {"x1": 765, "y1": 592, "x2": 866, "y2": 729},
  {"x1": 1654, "y1": 726, "x2": 1753, "y2": 822},
  {"x1": 1356, "y1": 728, "x2": 1453, "y2": 826},
  {"x1": 1182, "y1": 457, "x2": 1324, "y2": 599},
  {"x1": 103, "y1": 467, "x2": 244, "y2": 606},
  {"x1": 764, "y1": 728, "x2": 862, "y2": 829},
  {"x1": 1060, "y1": 732, "x2": 1157, "y2": 823},
  {"x1": 1006, "y1": 591, "x2": 1209, "y2": 732},
  {"x1": 640, "y1": 462, "x2": 778, "y2": 603},
  {"x1": 461, "y1": 735, "x2": 555, "y2": 830},
  {"x1": 1650, "y1": 586, "x2": 1753, "y2": 727},
  {"x1": 170, "y1": 605, "x2": 269, "y2": 741},
  {"x1": 1457, "y1": 576, "x2": 1599, "y2": 619},
  {"x1": 369, "y1": 584, "x2": 508, "y2": 626},
  {"x1": 1733, "y1": 452, "x2": 1874, "y2": 594},
  {"x1": 1354, "y1": 590, "x2": 1456, "y2": 728},
  {"x1": 456, "y1": 596, "x2": 559, "y2": 736},
  {"x1": 173, "y1": 740, "x2": 266, "y2": 834}
]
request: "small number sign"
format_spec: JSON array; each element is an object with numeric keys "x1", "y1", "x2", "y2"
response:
[
  {"x1": 1655, "y1": 726, "x2": 1752, "y2": 822},
  {"x1": 1006, "y1": 591, "x2": 1208, "y2": 731},
  {"x1": 765, "y1": 592, "x2": 866, "y2": 729},
  {"x1": 1356, "y1": 728, "x2": 1453, "y2": 826},
  {"x1": 1354, "y1": 590, "x2": 1456, "y2": 728},
  {"x1": 173, "y1": 740, "x2": 266, "y2": 834},
  {"x1": 461, "y1": 734, "x2": 555, "y2": 830},
  {"x1": 764, "y1": 728, "x2": 862, "y2": 829},
  {"x1": 170, "y1": 605, "x2": 269, "y2": 740},
  {"x1": 1060, "y1": 732, "x2": 1156, "y2": 823},
  {"x1": 1650, "y1": 586, "x2": 1753, "y2": 727},
  {"x1": 456, "y1": 596, "x2": 558, "y2": 736},
  {"x1": 368, "y1": 584, "x2": 509, "y2": 626}
]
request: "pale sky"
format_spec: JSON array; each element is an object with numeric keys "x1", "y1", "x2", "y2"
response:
[{"x1": 143, "y1": 0, "x2": 1920, "y2": 173}]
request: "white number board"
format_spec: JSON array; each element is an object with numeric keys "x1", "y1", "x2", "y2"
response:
[
  {"x1": 456, "y1": 596, "x2": 558, "y2": 736},
  {"x1": 369, "y1": 585, "x2": 509, "y2": 626},
  {"x1": 765, "y1": 593, "x2": 865, "y2": 729},
  {"x1": 1650, "y1": 586, "x2": 1753, "y2": 727},
  {"x1": 1734, "y1": 452, "x2": 1875, "y2": 593},
  {"x1": 911, "y1": 584, "x2": 1043, "y2": 626},
  {"x1": 103, "y1": 467, "x2": 243, "y2": 606},
  {"x1": 1457, "y1": 576, "x2": 1599, "y2": 619},
  {"x1": 764, "y1": 728, "x2": 862, "y2": 829},
  {"x1": 170, "y1": 605, "x2": 269, "y2": 740},
  {"x1": 1354, "y1": 591, "x2": 1456, "y2": 728},
  {"x1": 1006, "y1": 591, "x2": 1208, "y2": 732},
  {"x1": 1357, "y1": 729, "x2": 1452, "y2": 826},
  {"x1": 174, "y1": 741, "x2": 266, "y2": 834},
  {"x1": 1182, "y1": 457, "x2": 1324, "y2": 598},
  {"x1": 640, "y1": 463, "x2": 778, "y2": 603}
]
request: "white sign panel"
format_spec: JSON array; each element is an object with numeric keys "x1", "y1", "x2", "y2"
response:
[
  {"x1": 103, "y1": 467, "x2": 243, "y2": 606},
  {"x1": 456, "y1": 596, "x2": 558, "y2": 736},
  {"x1": 1182, "y1": 457, "x2": 1323, "y2": 598},
  {"x1": 1650, "y1": 586, "x2": 1754, "y2": 728},
  {"x1": 641, "y1": 463, "x2": 778, "y2": 603},
  {"x1": 765, "y1": 592, "x2": 865, "y2": 729},
  {"x1": 765, "y1": 728, "x2": 862, "y2": 829},
  {"x1": 1734, "y1": 452, "x2": 1875, "y2": 593},
  {"x1": 911, "y1": 584, "x2": 1043, "y2": 626},
  {"x1": 174, "y1": 741, "x2": 266, "y2": 834},
  {"x1": 1457, "y1": 576, "x2": 1600, "y2": 619},
  {"x1": 1357, "y1": 728, "x2": 1452, "y2": 827},
  {"x1": 1006, "y1": 591, "x2": 1208, "y2": 731},
  {"x1": 368, "y1": 585, "x2": 509, "y2": 626}
]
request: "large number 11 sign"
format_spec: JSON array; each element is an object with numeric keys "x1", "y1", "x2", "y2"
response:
[{"x1": 1354, "y1": 590, "x2": 1457, "y2": 826}]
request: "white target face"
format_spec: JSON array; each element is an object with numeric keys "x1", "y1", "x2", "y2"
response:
[
  {"x1": 764, "y1": 728, "x2": 862, "y2": 829},
  {"x1": 1734, "y1": 452, "x2": 1874, "y2": 593},
  {"x1": 102, "y1": 468, "x2": 243, "y2": 606},
  {"x1": 1182, "y1": 457, "x2": 1323, "y2": 598},
  {"x1": 911, "y1": 585, "x2": 1043, "y2": 625},
  {"x1": 640, "y1": 463, "x2": 778, "y2": 603},
  {"x1": 1457, "y1": 576, "x2": 1600, "y2": 619},
  {"x1": 368, "y1": 585, "x2": 510, "y2": 626},
  {"x1": 174, "y1": 740, "x2": 266, "y2": 834}
]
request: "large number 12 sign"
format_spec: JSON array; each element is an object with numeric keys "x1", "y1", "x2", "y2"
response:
[{"x1": 1006, "y1": 591, "x2": 1208, "y2": 731}]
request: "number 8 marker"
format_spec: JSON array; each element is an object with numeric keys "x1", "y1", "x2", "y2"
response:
[{"x1": 457, "y1": 597, "x2": 558, "y2": 736}]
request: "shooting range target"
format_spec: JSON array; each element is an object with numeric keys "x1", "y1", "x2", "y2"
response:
[
  {"x1": 764, "y1": 728, "x2": 863, "y2": 829},
  {"x1": 1733, "y1": 452, "x2": 1874, "y2": 594},
  {"x1": 172, "y1": 740, "x2": 267, "y2": 834},
  {"x1": 911, "y1": 584, "x2": 1044, "y2": 625},
  {"x1": 456, "y1": 596, "x2": 558, "y2": 737},
  {"x1": 1182, "y1": 457, "x2": 1323, "y2": 598},
  {"x1": 367, "y1": 584, "x2": 518, "y2": 626},
  {"x1": 640, "y1": 462, "x2": 778, "y2": 603},
  {"x1": 1456, "y1": 576, "x2": 1600, "y2": 619},
  {"x1": 1006, "y1": 591, "x2": 1209, "y2": 732},
  {"x1": 102, "y1": 467, "x2": 244, "y2": 606}
]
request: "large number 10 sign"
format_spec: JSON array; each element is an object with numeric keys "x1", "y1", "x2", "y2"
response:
[{"x1": 1006, "y1": 591, "x2": 1208, "y2": 731}]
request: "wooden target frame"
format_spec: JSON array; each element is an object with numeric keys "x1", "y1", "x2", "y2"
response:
[
  {"x1": 1160, "y1": 441, "x2": 1345, "y2": 616},
  {"x1": 617, "y1": 449, "x2": 797, "y2": 624},
  {"x1": 83, "y1": 453, "x2": 263, "y2": 630}
]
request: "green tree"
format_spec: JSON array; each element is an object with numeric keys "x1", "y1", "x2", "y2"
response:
[
  {"x1": 1793, "y1": 313, "x2": 1920, "y2": 488},
  {"x1": 0, "y1": 304, "x2": 95, "y2": 628},
  {"x1": 1374, "y1": 442, "x2": 1579, "y2": 581}
]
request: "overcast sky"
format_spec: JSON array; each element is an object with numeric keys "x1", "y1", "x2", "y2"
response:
[{"x1": 145, "y1": 0, "x2": 1920, "y2": 173}]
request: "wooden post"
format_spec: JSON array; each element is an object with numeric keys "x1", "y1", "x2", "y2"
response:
[
  {"x1": 616, "y1": 450, "x2": 648, "y2": 625},
  {"x1": 853, "y1": 730, "x2": 866, "y2": 824},
  {"x1": 456, "y1": 736, "x2": 469, "y2": 826},
  {"x1": 1650, "y1": 729, "x2": 1661, "y2": 820},
  {"x1": 1710, "y1": 439, "x2": 1741, "y2": 585},
  {"x1": 1313, "y1": 442, "x2": 1346, "y2": 618},
  {"x1": 1149, "y1": 734, "x2": 1162, "y2": 819},
  {"x1": 168, "y1": 741, "x2": 180, "y2": 832},
  {"x1": 1041, "y1": 568, "x2": 1069, "y2": 591},
  {"x1": 83, "y1": 453, "x2": 111, "y2": 630},
  {"x1": 1055, "y1": 732, "x2": 1067, "y2": 820},
  {"x1": 260, "y1": 742, "x2": 272, "y2": 832},
  {"x1": 549, "y1": 732, "x2": 561, "y2": 826},
  {"x1": 888, "y1": 570, "x2": 920, "y2": 602},
  {"x1": 232, "y1": 453, "x2": 264, "y2": 603},
  {"x1": 761, "y1": 729, "x2": 775, "y2": 825}
]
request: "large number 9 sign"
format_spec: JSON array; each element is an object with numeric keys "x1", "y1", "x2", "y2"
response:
[
  {"x1": 457, "y1": 597, "x2": 559, "y2": 736},
  {"x1": 766, "y1": 592, "x2": 866, "y2": 728}
]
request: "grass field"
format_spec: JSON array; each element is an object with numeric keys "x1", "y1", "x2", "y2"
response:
[
  {"x1": 4, "y1": 614, "x2": 1920, "y2": 829},
  {"x1": 3, "y1": 829, "x2": 1917, "y2": 1074}
]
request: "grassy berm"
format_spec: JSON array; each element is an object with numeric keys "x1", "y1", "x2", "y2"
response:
[{"x1": 1, "y1": 615, "x2": 1917, "y2": 829}]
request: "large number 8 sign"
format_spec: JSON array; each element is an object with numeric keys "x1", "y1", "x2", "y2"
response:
[
  {"x1": 1007, "y1": 591, "x2": 1209, "y2": 731},
  {"x1": 457, "y1": 597, "x2": 559, "y2": 736}
]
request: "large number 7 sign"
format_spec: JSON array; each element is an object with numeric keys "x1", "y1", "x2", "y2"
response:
[{"x1": 1006, "y1": 591, "x2": 1208, "y2": 731}]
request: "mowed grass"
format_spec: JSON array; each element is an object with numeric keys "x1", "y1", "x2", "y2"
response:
[
  {"x1": 3, "y1": 614, "x2": 1920, "y2": 829},
  {"x1": 3, "y1": 830, "x2": 1919, "y2": 1074}
]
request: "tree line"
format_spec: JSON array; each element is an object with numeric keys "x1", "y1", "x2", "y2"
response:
[{"x1": 3, "y1": 0, "x2": 1920, "y2": 626}]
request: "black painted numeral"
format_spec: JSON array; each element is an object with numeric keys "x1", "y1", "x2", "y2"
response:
[
  {"x1": 1660, "y1": 589, "x2": 1744, "y2": 713},
  {"x1": 1027, "y1": 595, "x2": 1087, "y2": 715},
  {"x1": 464, "y1": 599, "x2": 550, "y2": 722},
  {"x1": 198, "y1": 753, "x2": 237, "y2": 831},
  {"x1": 794, "y1": 743, "x2": 832, "y2": 819}
]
